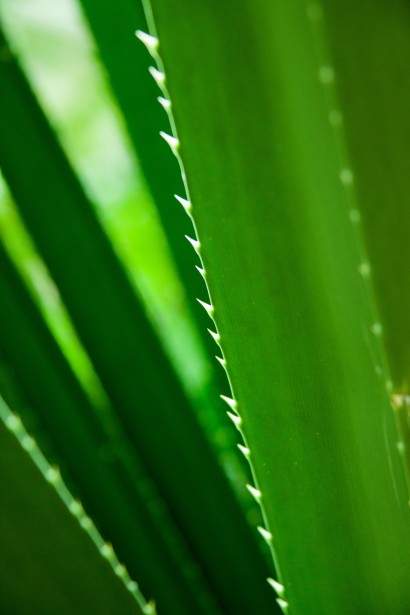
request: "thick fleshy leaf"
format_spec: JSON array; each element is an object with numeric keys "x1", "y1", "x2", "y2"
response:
[{"x1": 144, "y1": 1, "x2": 410, "y2": 612}]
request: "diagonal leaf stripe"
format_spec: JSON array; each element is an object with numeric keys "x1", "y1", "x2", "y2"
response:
[
  {"x1": 0, "y1": 398, "x2": 149, "y2": 615},
  {"x1": 0, "y1": 239, "x2": 209, "y2": 614},
  {"x1": 77, "y1": 0, "x2": 247, "y2": 486},
  {"x1": 0, "y1": 26, "x2": 274, "y2": 614}
]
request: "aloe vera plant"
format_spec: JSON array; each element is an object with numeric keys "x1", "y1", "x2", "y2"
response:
[{"x1": 1, "y1": 1, "x2": 410, "y2": 614}]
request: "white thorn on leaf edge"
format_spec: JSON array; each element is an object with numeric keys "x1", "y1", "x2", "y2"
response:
[
  {"x1": 397, "y1": 441, "x2": 405, "y2": 455},
  {"x1": 100, "y1": 542, "x2": 114, "y2": 560},
  {"x1": 220, "y1": 395, "x2": 237, "y2": 410},
  {"x1": 174, "y1": 194, "x2": 191, "y2": 212},
  {"x1": 160, "y1": 131, "x2": 179, "y2": 154},
  {"x1": 149, "y1": 66, "x2": 165, "y2": 86},
  {"x1": 358, "y1": 261, "x2": 371, "y2": 276},
  {"x1": 227, "y1": 411, "x2": 242, "y2": 428},
  {"x1": 127, "y1": 581, "x2": 138, "y2": 593},
  {"x1": 237, "y1": 443, "x2": 250, "y2": 457},
  {"x1": 144, "y1": 602, "x2": 157, "y2": 615},
  {"x1": 339, "y1": 167, "x2": 354, "y2": 186},
  {"x1": 80, "y1": 515, "x2": 92, "y2": 530},
  {"x1": 5, "y1": 413, "x2": 22, "y2": 432},
  {"x1": 207, "y1": 328, "x2": 220, "y2": 343},
  {"x1": 185, "y1": 234, "x2": 200, "y2": 252},
  {"x1": 267, "y1": 577, "x2": 284, "y2": 596},
  {"x1": 45, "y1": 466, "x2": 61, "y2": 485},
  {"x1": 391, "y1": 393, "x2": 410, "y2": 410},
  {"x1": 21, "y1": 435, "x2": 35, "y2": 451},
  {"x1": 195, "y1": 265, "x2": 206, "y2": 279},
  {"x1": 277, "y1": 598, "x2": 289, "y2": 612},
  {"x1": 135, "y1": 31, "x2": 159, "y2": 54},
  {"x1": 157, "y1": 96, "x2": 171, "y2": 110},
  {"x1": 197, "y1": 298, "x2": 214, "y2": 315},
  {"x1": 371, "y1": 322, "x2": 382, "y2": 336},
  {"x1": 246, "y1": 484, "x2": 262, "y2": 502},
  {"x1": 115, "y1": 563, "x2": 126, "y2": 578},
  {"x1": 318, "y1": 64, "x2": 335, "y2": 84},
  {"x1": 257, "y1": 526, "x2": 273, "y2": 543},
  {"x1": 215, "y1": 355, "x2": 226, "y2": 367},
  {"x1": 69, "y1": 499, "x2": 84, "y2": 518}
]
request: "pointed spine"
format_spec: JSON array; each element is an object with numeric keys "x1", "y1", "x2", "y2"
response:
[
  {"x1": 237, "y1": 443, "x2": 250, "y2": 458},
  {"x1": 258, "y1": 526, "x2": 273, "y2": 544},
  {"x1": 0, "y1": 401, "x2": 148, "y2": 608},
  {"x1": 174, "y1": 194, "x2": 191, "y2": 213},
  {"x1": 149, "y1": 66, "x2": 166, "y2": 87},
  {"x1": 185, "y1": 234, "x2": 201, "y2": 254},
  {"x1": 246, "y1": 484, "x2": 262, "y2": 502},
  {"x1": 207, "y1": 329, "x2": 221, "y2": 344},
  {"x1": 159, "y1": 131, "x2": 179, "y2": 155},
  {"x1": 267, "y1": 577, "x2": 284, "y2": 596},
  {"x1": 158, "y1": 96, "x2": 171, "y2": 110},
  {"x1": 135, "y1": 30, "x2": 159, "y2": 55},
  {"x1": 100, "y1": 542, "x2": 115, "y2": 562},
  {"x1": 215, "y1": 355, "x2": 226, "y2": 368},
  {"x1": 277, "y1": 598, "x2": 289, "y2": 613},
  {"x1": 196, "y1": 298, "x2": 214, "y2": 316},
  {"x1": 45, "y1": 466, "x2": 61, "y2": 485},
  {"x1": 220, "y1": 395, "x2": 237, "y2": 411},
  {"x1": 227, "y1": 411, "x2": 242, "y2": 428},
  {"x1": 195, "y1": 265, "x2": 206, "y2": 279}
]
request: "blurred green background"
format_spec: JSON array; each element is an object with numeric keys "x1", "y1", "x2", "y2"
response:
[{"x1": 0, "y1": 0, "x2": 209, "y2": 403}]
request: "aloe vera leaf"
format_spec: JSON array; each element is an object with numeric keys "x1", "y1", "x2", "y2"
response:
[
  {"x1": 144, "y1": 1, "x2": 410, "y2": 613},
  {"x1": 319, "y1": 0, "x2": 410, "y2": 388},
  {"x1": 77, "y1": 0, "x2": 202, "y2": 308},
  {"x1": 0, "y1": 400, "x2": 150, "y2": 615},
  {"x1": 76, "y1": 0, "x2": 250, "y2": 493},
  {"x1": 0, "y1": 240, "x2": 212, "y2": 615},
  {"x1": 0, "y1": 26, "x2": 274, "y2": 614}
]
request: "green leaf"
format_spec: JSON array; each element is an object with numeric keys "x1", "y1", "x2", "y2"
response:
[
  {"x1": 0, "y1": 398, "x2": 150, "y2": 615},
  {"x1": 0, "y1": 239, "x2": 215, "y2": 614},
  {"x1": 144, "y1": 1, "x2": 410, "y2": 612},
  {"x1": 0, "y1": 25, "x2": 274, "y2": 614},
  {"x1": 320, "y1": 0, "x2": 410, "y2": 387},
  {"x1": 77, "y1": 0, "x2": 250, "y2": 492}
]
